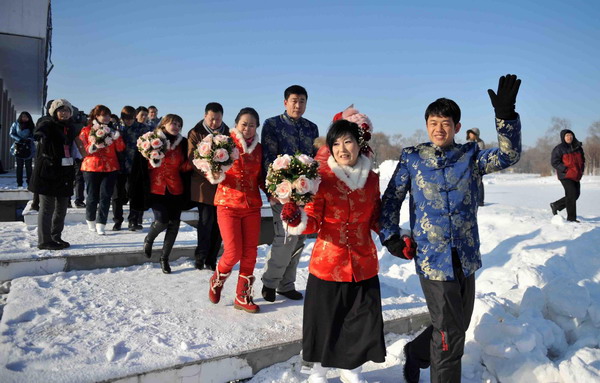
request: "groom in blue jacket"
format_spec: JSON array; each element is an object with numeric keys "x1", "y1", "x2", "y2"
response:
[{"x1": 380, "y1": 75, "x2": 522, "y2": 383}]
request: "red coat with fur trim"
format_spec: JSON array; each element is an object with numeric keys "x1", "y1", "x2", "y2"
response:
[
  {"x1": 149, "y1": 136, "x2": 192, "y2": 195},
  {"x1": 214, "y1": 129, "x2": 264, "y2": 209},
  {"x1": 79, "y1": 124, "x2": 125, "y2": 172},
  {"x1": 295, "y1": 155, "x2": 381, "y2": 282}
]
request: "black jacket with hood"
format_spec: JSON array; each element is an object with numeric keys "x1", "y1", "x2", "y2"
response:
[{"x1": 551, "y1": 129, "x2": 585, "y2": 181}]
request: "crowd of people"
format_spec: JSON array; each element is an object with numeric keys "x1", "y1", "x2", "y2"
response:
[{"x1": 9, "y1": 75, "x2": 585, "y2": 382}]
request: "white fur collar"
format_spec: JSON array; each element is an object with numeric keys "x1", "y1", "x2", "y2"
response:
[
  {"x1": 327, "y1": 154, "x2": 372, "y2": 191},
  {"x1": 232, "y1": 128, "x2": 258, "y2": 154}
]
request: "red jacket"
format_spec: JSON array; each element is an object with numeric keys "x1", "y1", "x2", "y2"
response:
[
  {"x1": 294, "y1": 155, "x2": 381, "y2": 282},
  {"x1": 149, "y1": 136, "x2": 192, "y2": 195},
  {"x1": 79, "y1": 124, "x2": 125, "y2": 172},
  {"x1": 214, "y1": 129, "x2": 263, "y2": 209}
]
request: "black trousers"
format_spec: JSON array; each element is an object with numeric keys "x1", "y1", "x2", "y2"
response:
[
  {"x1": 553, "y1": 179, "x2": 581, "y2": 221},
  {"x1": 16, "y1": 158, "x2": 32, "y2": 186},
  {"x1": 195, "y1": 202, "x2": 222, "y2": 267},
  {"x1": 408, "y1": 249, "x2": 475, "y2": 383},
  {"x1": 111, "y1": 173, "x2": 143, "y2": 224},
  {"x1": 73, "y1": 158, "x2": 85, "y2": 203}
]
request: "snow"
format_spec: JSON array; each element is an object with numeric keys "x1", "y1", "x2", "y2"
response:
[{"x1": 1, "y1": 166, "x2": 600, "y2": 382}]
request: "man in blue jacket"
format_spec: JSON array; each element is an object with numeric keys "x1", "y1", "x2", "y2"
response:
[
  {"x1": 380, "y1": 75, "x2": 522, "y2": 383},
  {"x1": 260, "y1": 85, "x2": 319, "y2": 302}
]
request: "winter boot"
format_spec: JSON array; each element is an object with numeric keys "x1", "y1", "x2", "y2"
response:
[
  {"x1": 159, "y1": 220, "x2": 179, "y2": 274},
  {"x1": 308, "y1": 362, "x2": 329, "y2": 383},
  {"x1": 234, "y1": 274, "x2": 259, "y2": 313},
  {"x1": 208, "y1": 267, "x2": 231, "y2": 304},
  {"x1": 96, "y1": 223, "x2": 106, "y2": 235},
  {"x1": 143, "y1": 221, "x2": 168, "y2": 258},
  {"x1": 339, "y1": 366, "x2": 367, "y2": 383},
  {"x1": 403, "y1": 342, "x2": 420, "y2": 383},
  {"x1": 86, "y1": 220, "x2": 96, "y2": 232}
]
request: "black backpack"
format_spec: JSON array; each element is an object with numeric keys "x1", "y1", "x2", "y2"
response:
[{"x1": 15, "y1": 140, "x2": 31, "y2": 159}]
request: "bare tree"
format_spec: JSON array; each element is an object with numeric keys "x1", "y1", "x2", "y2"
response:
[{"x1": 585, "y1": 121, "x2": 600, "y2": 175}]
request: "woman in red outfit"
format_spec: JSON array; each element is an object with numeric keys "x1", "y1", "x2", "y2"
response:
[
  {"x1": 208, "y1": 107, "x2": 263, "y2": 313},
  {"x1": 282, "y1": 119, "x2": 385, "y2": 383},
  {"x1": 130, "y1": 114, "x2": 192, "y2": 274},
  {"x1": 80, "y1": 105, "x2": 125, "y2": 235}
]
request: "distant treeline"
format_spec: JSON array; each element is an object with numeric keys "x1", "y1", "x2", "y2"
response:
[{"x1": 370, "y1": 117, "x2": 600, "y2": 177}]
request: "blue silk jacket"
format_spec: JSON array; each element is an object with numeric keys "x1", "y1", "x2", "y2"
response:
[{"x1": 380, "y1": 117, "x2": 521, "y2": 281}]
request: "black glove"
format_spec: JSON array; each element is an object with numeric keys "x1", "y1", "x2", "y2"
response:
[
  {"x1": 487, "y1": 74, "x2": 521, "y2": 120},
  {"x1": 384, "y1": 235, "x2": 410, "y2": 260}
]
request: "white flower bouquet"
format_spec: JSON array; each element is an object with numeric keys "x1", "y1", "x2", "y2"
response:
[
  {"x1": 136, "y1": 130, "x2": 169, "y2": 168},
  {"x1": 192, "y1": 134, "x2": 239, "y2": 184},
  {"x1": 265, "y1": 153, "x2": 321, "y2": 205},
  {"x1": 88, "y1": 121, "x2": 120, "y2": 153}
]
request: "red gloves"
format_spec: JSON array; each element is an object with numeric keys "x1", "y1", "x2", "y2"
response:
[
  {"x1": 384, "y1": 234, "x2": 417, "y2": 260},
  {"x1": 281, "y1": 202, "x2": 301, "y2": 227}
]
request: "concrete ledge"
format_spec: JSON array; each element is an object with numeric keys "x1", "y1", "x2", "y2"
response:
[
  {"x1": 107, "y1": 312, "x2": 431, "y2": 383},
  {"x1": 0, "y1": 247, "x2": 196, "y2": 282}
]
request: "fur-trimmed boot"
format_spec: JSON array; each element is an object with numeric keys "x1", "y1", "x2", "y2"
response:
[
  {"x1": 159, "y1": 220, "x2": 179, "y2": 274},
  {"x1": 308, "y1": 362, "x2": 329, "y2": 383},
  {"x1": 208, "y1": 267, "x2": 231, "y2": 304},
  {"x1": 86, "y1": 220, "x2": 96, "y2": 232},
  {"x1": 143, "y1": 221, "x2": 168, "y2": 259},
  {"x1": 234, "y1": 274, "x2": 259, "y2": 313}
]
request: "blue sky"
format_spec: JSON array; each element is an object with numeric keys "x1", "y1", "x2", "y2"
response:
[{"x1": 47, "y1": 0, "x2": 600, "y2": 146}]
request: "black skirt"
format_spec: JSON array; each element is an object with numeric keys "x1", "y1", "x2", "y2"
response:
[{"x1": 302, "y1": 273, "x2": 386, "y2": 369}]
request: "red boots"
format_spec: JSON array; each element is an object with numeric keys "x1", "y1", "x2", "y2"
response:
[
  {"x1": 209, "y1": 271, "x2": 259, "y2": 313},
  {"x1": 234, "y1": 275, "x2": 259, "y2": 313},
  {"x1": 208, "y1": 268, "x2": 231, "y2": 304}
]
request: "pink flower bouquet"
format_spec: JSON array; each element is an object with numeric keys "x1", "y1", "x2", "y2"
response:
[
  {"x1": 88, "y1": 121, "x2": 120, "y2": 154},
  {"x1": 265, "y1": 153, "x2": 321, "y2": 205},
  {"x1": 192, "y1": 134, "x2": 239, "y2": 184},
  {"x1": 136, "y1": 130, "x2": 169, "y2": 168}
]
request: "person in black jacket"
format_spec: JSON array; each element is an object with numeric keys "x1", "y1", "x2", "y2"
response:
[
  {"x1": 550, "y1": 129, "x2": 585, "y2": 222},
  {"x1": 28, "y1": 99, "x2": 77, "y2": 250}
]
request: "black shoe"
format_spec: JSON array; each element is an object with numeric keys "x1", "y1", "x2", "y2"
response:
[
  {"x1": 30, "y1": 204, "x2": 39, "y2": 211},
  {"x1": 277, "y1": 289, "x2": 303, "y2": 300},
  {"x1": 567, "y1": 219, "x2": 580, "y2": 223},
  {"x1": 403, "y1": 342, "x2": 420, "y2": 383},
  {"x1": 550, "y1": 203, "x2": 558, "y2": 215},
  {"x1": 128, "y1": 222, "x2": 137, "y2": 231},
  {"x1": 205, "y1": 262, "x2": 216, "y2": 271},
  {"x1": 68, "y1": 201, "x2": 74, "y2": 208},
  {"x1": 160, "y1": 258, "x2": 171, "y2": 274},
  {"x1": 112, "y1": 222, "x2": 122, "y2": 231},
  {"x1": 74, "y1": 201, "x2": 86, "y2": 208},
  {"x1": 143, "y1": 236, "x2": 153, "y2": 258},
  {"x1": 38, "y1": 241, "x2": 65, "y2": 250},
  {"x1": 134, "y1": 224, "x2": 144, "y2": 231},
  {"x1": 194, "y1": 260, "x2": 205, "y2": 270},
  {"x1": 262, "y1": 286, "x2": 276, "y2": 302},
  {"x1": 53, "y1": 239, "x2": 70, "y2": 248}
]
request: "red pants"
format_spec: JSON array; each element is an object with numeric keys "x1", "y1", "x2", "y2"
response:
[{"x1": 216, "y1": 206, "x2": 261, "y2": 275}]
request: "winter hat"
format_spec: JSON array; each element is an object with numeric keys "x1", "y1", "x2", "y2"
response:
[
  {"x1": 49, "y1": 98, "x2": 74, "y2": 117},
  {"x1": 466, "y1": 128, "x2": 480, "y2": 139}
]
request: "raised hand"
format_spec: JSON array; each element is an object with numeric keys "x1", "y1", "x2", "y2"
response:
[{"x1": 487, "y1": 74, "x2": 521, "y2": 120}]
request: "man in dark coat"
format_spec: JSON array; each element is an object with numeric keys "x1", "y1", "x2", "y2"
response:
[{"x1": 550, "y1": 129, "x2": 585, "y2": 222}]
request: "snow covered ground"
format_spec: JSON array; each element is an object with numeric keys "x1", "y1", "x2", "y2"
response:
[{"x1": 1, "y1": 165, "x2": 599, "y2": 382}]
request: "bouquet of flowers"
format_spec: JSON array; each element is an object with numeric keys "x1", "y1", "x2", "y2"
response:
[
  {"x1": 137, "y1": 129, "x2": 169, "y2": 168},
  {"x1": 88, "y1": 121, "x2": 120, "y2": 154},
  {"x1": 192, "y1": 134, "x2": 239, "y2": 184},
  {"x1": 265, "y1": 153, "x2": 321, "y2": 205}
]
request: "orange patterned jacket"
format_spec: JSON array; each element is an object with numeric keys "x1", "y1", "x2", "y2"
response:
[
  {"x1": 293, "y1": 155, "x2": 381, "y2": 282},
  {"x1": 79, "y1": 124, "x2": 125, "y2": 172},
  {"x1": 214, "y1": 129, "x2": 263, "y2": 209},
  {"x1": 149, "y1": 136, "x2": 191, "y2": 195}
]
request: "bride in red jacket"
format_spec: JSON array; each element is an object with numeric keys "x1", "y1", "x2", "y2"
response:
[
  {"x1": 207, "y1": 107, "x2": 264, "y2": 314},
  {"x1": 282, "y1": 119, "x2": 385, "y2": 383},
  {"x1": 129, "y1": 114, "x2": 192, "y2": 274}
]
